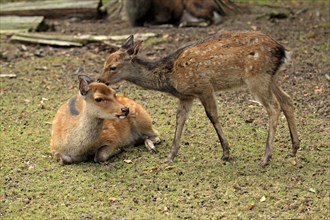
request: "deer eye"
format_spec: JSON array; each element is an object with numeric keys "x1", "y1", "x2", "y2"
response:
[
  {"x1": 95, "y1": 98, "x2": 103, "y2": 102},
  {"x1": 110, "y1": 66, "x2": 117, "y2": 71}
]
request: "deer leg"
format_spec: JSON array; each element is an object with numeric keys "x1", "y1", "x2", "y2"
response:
[
  {"x1": 199, "y1": 92, "x2": 230, "y2": 161},
  {"x1": 54, "y1": 152, "x2": 74, "y2": 165},
  {"x1": 167, "y1": 99, "x2": 193, "y2": 162},
  {"x1": 94, "y1": 144, "x2": 122, "y2": 162},
  {"x1": 255, "y1": 91, "x2": 281, "y2": 167},
  {"x1": 272, "y1": 84, "x2": 300, "y2": 156},
  {"x1": 139, "y1": 125, "x2": 160, "y2": 153},
  {"x1": 144, "y1": 139, "x2": 158, "y2": 153}
]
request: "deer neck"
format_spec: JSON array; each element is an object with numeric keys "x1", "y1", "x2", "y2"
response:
[
  {"x1": 73, "y1": 104, "x2": 104, "y2": 147},
  {"x1": 126, "y1": 57, "x2": 174, "y2": 92},
  {"x1": 125, "y1": 45, "x2": 192, "y2": 98}
]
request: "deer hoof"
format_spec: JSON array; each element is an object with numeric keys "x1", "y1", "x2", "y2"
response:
[
  {"x1": 165, "y1": 159, "x2": 173, "y2": 164},
  {"x1": 221, "y1": 155, "x2": 230, "y2": 161},
  {"x1": 285, "y1": 152, "x2": 294, "y2": 158},
  {"x1": 258, "y1": 158, "x2": 270, "y2": 168},
  {"x1": 144, "y1": 139, "x2": 158, "y2": 153},
  {"x1": 165, "y1": 155, "x2": 174, "y2": 164}
]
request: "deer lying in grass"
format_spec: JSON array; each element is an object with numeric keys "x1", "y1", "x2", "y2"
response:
[
  {"x1": 98, "y1": 31, "x2": 300, "y2": 167},
  {"x1": 50, "y1": 75, "x2": 160, "y2": 164}
]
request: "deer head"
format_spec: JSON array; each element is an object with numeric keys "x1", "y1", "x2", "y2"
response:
[
  {"x1": 78, "y1": 75, "x2": 129, "y2": 119},
  {"x1": 98, "y1": 35, "x2": 143, "y2": 85}
]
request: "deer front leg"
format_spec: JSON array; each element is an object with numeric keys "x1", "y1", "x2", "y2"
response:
[
  {"x1": 167, "y1": 99, "x2": 193, "y2": 163},
  {"x1": 199, "y1": 91, "x2": 230, "y2": 161},
  {"x1": 144, "y1": 139, "x2": 159, "y2": 153},
  {"x1": 143, "y1": 128, "x2": 161, "y2": 153}
]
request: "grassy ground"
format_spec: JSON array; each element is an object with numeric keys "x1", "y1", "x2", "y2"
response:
[
  {"x1": 1, "y1": 0, "x2": 329, "y2": 219},
  {"x1": 1, "y1": 52, "x2": 329, "y2": 220}
]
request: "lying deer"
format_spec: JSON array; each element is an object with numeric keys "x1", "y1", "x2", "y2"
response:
[
  {"x1": 50, "y1": 75, "x2": 160, "y2": 164},
  {"x1": 125, "y1": 0, "x2": 234, "y2": 27},
  {"x1": 98, "y1": 31, "x2": 300, "y2": 167}
]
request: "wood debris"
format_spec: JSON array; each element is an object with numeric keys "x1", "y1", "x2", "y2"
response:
[{"x1": 0, "y1": 0, "x2": 104, "y2": 19}]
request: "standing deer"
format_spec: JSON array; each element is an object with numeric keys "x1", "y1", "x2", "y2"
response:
[
  {"x1": 50, "y1": 75, "x2": 160, "y2": 164},
  {"x1": 98, "y1": 31, "x2": 300, "y2": 167}
]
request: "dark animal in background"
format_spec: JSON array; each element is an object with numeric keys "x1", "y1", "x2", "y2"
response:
[{"x1": 125, "y1": 0, "x2": 238, "y2": 27}]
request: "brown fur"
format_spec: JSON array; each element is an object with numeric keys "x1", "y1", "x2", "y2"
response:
[
  {"x1": 50, "y1": 79, "x2": 160, "y2": 164},
  {"x1": 98, "y1": 31, "x2": 300, "y2": 167},
  {"x1": 125, "y1": 0, "x2": 229, "y2": 26}
]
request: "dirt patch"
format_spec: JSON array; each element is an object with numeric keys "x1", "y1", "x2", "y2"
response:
[{"x1": 2, "y1": 2, "x2": 329, "y2": 118}]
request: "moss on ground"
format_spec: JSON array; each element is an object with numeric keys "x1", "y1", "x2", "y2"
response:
[
  {"x1": 1, "y1": 0, "x2": 329, "y2": 219},
  {"x1": 1, "y1": 53, "x2": 329, "y2": 219}
]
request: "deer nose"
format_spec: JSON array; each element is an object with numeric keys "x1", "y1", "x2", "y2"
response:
[
  {"x1": 121, "y1": 107, "x2": 129, "y2": 116},
  {"x1": 97, "y1": 79, "x2": 110, "y2": 86}
]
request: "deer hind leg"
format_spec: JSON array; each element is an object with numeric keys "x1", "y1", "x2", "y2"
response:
[
  {"x1": 249, "y1": 83, "x2": 281, "y2": 167},
  {"x1": 167, "y1": 98, "x2": 194, "y2": 162},
  {"x1": 271, "y1": 83, "x2": 300, "y2": 156},
  {"x1": 54, "y1": 152, "x2": 90, "y2": 165},
  {"x1": 199, "y1": 91, "x2": 230, "y2": 161},
  {"x1": 94, "y1": 144, "x2": 122, "y2": 163},
  {"x1": 54, "y1": 152, "x2": 74, "y2": 165}
]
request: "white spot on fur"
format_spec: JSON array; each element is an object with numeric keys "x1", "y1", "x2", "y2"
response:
[{"x1": 254, "y1": 52, "x2": 259, "y2": 59}]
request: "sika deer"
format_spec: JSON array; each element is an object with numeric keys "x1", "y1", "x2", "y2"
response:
[
  {"x1": 50, "y1": 75, "x2": 160, "y2": 164},
  {"x1": 98, "y1": 31, "x2": 300, "y2": 167}
]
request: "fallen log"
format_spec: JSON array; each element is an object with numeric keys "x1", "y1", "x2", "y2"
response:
[
  {"x1": 0, "y1": 16, "x2": 47, "y2": 34},
  {"x1": 10, "y1": 34, "x2": 83, "y2": 47},
  {"x1": 9, "y1": 32, "x2": 157, "y2": 47},
  {"x1": 0, "y1": 0, "x2": 104, "y2": 19}
]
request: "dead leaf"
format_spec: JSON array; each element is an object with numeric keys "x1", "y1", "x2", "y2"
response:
[
  {"x1": 40, "y1": 100, "x2": 46, "y2": 109},
  {"x1": 150, "y1": 167, "x2": 161, "y2": 172},
  {"x1": 314, "y1": 86, "x2": 323, "y2": 94},
  {"x1": 123, "y1": 159, "x2": 133, "y2": 164},
  {"x1": 0, "y1": 74, "x2": 17, "y2": 78},
  {"x1": 108, "y1": 197, "x2": 117, "y2": 202},
  {"x1": 308, "y1": 188, "x2": 316, "y2": 193},
  {"x1": 251, "y1": 25, "x2": 257, "y2": 31},
  {"x1": 248, "y1": 203, "x2": 255, "y2": 210},
  {"x1": 291, "y1": 160, "x2": 297, "y2": 166},
  {"x1": 141, "y1": 171, "x2": 149, "y2": 175},
  {"x1": 35, "y1": 66, "x2": 48, "y2": 71},
  {"x1": 164, "y1": 165, "x2": 175, "y2": 170},
  {"x1": 281, "y1": 74, "x2": 289, "y2": 81},
  {"x1": 260, "y1": 196, "x2": 266, "y2": 202},
  {"x1": 162, "y1": 33, "x2": 170, "y2": 39}
]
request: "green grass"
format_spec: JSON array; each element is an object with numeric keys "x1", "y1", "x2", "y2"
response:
[{"x1": 1, "y1": 53, "x2": 329, "y2": 219}]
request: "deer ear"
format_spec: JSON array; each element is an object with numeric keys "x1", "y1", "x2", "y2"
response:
[
  {"x1": 78, "y1": 75, "x2": 93, "y2": 96},
  {"x1": 78, "y1": 75, "x2": 94, "y2": 84},
  {"x1": 126, "y1": 40, "x2": 143, "y2": 56},
  {"x1": 132, "y1": 40, "x2": 143, "y2": 55},
  {"x1": 121, "y1": 35, "x2": 134, "y2": 50}
]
